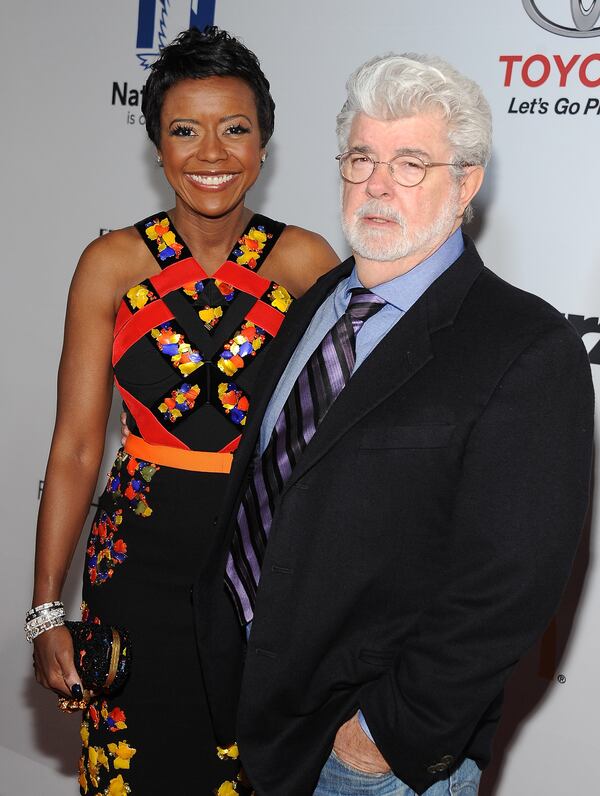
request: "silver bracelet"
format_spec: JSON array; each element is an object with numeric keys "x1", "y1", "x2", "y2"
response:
[
  {"x1": 25, "y1": 615, "x2": 65, "y2": 643},
  {"x1": 26, "y1": 600, "x2": 64, "y2": 621},
  {"x1": 25, "y1": 602, "x2": 66, "y2": 643}
]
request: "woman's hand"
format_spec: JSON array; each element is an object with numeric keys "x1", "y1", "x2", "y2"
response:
[{"x1": 33, "y1": 625, "x2": 82, "y2": 699}]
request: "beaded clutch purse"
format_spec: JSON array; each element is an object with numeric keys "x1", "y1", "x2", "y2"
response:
[{"x1": 64, "y1": 620, "x2": 131, "y2": 695}]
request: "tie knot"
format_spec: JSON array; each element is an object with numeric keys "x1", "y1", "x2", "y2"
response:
[{"x1": 346, "y1": 288, "x2": 386, "y2": 327}]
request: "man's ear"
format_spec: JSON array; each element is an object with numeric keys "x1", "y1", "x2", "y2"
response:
[{"x1": 458, "y1": 166, "x2": 484, "y2": 216}]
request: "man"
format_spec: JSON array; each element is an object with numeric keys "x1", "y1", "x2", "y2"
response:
[{"x1": 194, "y1": 54, "x2": 594, "y2": 795}]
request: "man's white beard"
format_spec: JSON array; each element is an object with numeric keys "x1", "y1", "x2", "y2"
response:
[{"x1": 341, "y1": 191, "x2": 460, "y2": 263}]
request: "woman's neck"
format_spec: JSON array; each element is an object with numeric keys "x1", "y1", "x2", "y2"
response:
[{"x1": 169, "y1": 201, "x2": 254, "y2": 275}]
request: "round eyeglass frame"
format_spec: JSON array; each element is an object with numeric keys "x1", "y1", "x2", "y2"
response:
[{"x1": 335, "y1": 152, "x2": 474, "y2": 188}]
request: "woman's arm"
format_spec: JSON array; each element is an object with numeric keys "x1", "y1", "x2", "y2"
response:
[{"x1": 32, "y1": 236, "x2": 120, "y2": 697}]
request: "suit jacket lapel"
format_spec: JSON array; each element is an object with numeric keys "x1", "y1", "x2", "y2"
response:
[{"x1": 279, "y1": 237, "x2": 485, "y2": 494}]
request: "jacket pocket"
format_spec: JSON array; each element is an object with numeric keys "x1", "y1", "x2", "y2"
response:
[
  {"x1": 358, "y1": 648, "x2": 396, "y2": 667},
  {"x1": 359, "y1": 423, "x2": 455, "y2": 450}
]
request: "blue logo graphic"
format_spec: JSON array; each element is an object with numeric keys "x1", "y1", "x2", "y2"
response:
[{"x1": 136, "y1": 0, "x2": 216, "y2": 69}]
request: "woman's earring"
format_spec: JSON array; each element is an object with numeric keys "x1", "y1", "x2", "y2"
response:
[
  {"x1": 156, "y1": 154, "x2": 163, "y2": 167},
  {"x1": 260, "y1": 153, "x2": 267, "y2": 167}
]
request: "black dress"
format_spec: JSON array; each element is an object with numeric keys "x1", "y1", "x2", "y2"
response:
[{"x1": 78, "y1": 213, "x2": 292, "y2": 795}]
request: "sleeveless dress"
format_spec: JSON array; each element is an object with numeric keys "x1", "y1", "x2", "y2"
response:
[{"x1": 78, "y1": 213, "x2": 293, "y2": 795}]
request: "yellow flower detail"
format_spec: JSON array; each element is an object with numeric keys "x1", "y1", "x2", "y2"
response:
[
  {"x1": 179, "y1": 361, "x2": 202, "y2": 377},
  {"x1": 105, "y1": 774, "x2": 131, "y2": 796},
  {"x1": 218, "y1": 358, "x2": 237, "y2": 377},
  {"x1": 108, "y1": 740, "x2": 137, "y2": 770},
  {"x1": 87, "y1": 745, "x2": 107, "y2": 788},
  {"x1": 80, "y1": 721, "x2": 89, "y2": 748},
  {"x1": 78, "y1": 755, "x2": 88, "y2": 794},
  {"x1": 162, "y1": 230, "x2": 177, "y2": 248},
  {"x1": 269, "y1": 284, "x2": 292, "y2": 313},
  {"x1": 145, "y1": 218, "x2": 169, "y2": 241},
  {"x1": 235, "y1": 245, "x2": 258, "y2": 265},
  {"x1": 199, "y1": 306, "x2": 223, "y2": 325},
  {"x1": 247, "y1": 227, "x2": 267, "y2": 244},
  {"x1": 216, "y1": 781, "x2": 238, "y2": 796},
  {"x1": 126, "y1": 284, "x2": 152, "y2": 310},
  {"x1": 216, "y1": 742, "x2": 239, "y2": 760}
]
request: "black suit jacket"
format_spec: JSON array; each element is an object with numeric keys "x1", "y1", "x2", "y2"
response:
[{"x1": 193, "y1": 237, "x2": 594, "y2": 795}]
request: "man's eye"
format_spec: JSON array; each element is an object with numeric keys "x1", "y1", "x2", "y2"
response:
[
  {"x1": 350, "y1": 155, "x2": 370, "y2": 164},
  {"x1": 169, "y1": 124, "x2": 195, "y2": 137},
  {"x1": 399, "y1": 158, "x2": 423, "y2": 169}
]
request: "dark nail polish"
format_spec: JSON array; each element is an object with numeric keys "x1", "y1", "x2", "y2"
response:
[{"x1": 71, "y1": 683, "x2": 83, "y2": 700}]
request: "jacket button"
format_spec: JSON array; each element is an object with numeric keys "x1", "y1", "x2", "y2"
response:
[{"x1": 427, "y1": 762, "x2": 447, "y2": 774}]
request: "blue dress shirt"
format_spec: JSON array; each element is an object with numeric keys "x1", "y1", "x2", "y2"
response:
[{"x1": 252, "y1": 228, "x2": 465, "y2": 741}]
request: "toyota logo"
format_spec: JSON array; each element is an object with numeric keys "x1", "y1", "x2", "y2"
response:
[{"x1": 523, "y1": 0, "x2": 600, "y2": 36}]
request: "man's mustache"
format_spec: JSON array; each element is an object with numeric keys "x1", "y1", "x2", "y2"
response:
[{"x1": 353, "y1": 200, "x2": 406, "y2": 227}]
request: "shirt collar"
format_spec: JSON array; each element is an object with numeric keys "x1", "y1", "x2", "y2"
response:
[{"x1": 345, "y1": 227, "x2": 465, "y2": 312}]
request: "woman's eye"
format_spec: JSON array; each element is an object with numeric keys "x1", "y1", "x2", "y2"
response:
[
  {"x1": 169, "y1": 124, "x2": 195, "y2": 137},
  {"x1": 225, "y1": 124, "x2": 251, "y2": 136}
]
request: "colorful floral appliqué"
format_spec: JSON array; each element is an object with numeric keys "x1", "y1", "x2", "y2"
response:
[
  {"x1": 126, "y1": 281, "x2": 157, "y2": 311},
  {"x1": 268, "y1": 283, "x2": 293, "y2": 314},
  {"x1": 182, "y1": 280, "x2": 205, "y2": 300},
  {"x1": 105, "y1": 773, "x2": 132, "y2": 796},
  {"x1": 144, "y1": 217, "x2": 184, "y2": 261},
  {"x1": 215, "y1": 279, "x2": 236, "y2": 301},
  {"x1": 151, "y1": 323, "x2": 204, "y2": 377},
  {"x1": 108, "y1": 740, "x2": 137, "y2": 770},
  {"x1": 198, "y1": 305, "x2": 224, "y2": 329},
  {"x1": 233, "y1": 225, "x2": 272, "y2": 269},
  {"x1": 86, "y1": 700, "x2": 128, "y2": 733},
  {"x1": 106, "y1": 452, "x2": 159, "y2": 517},
  {"x1": 216, "y1": 743, "x2": 239, "y2": 761},
  {"x1": 218, "y1": 383, "x2": 249, "y2": 426},
  {"x1": 87, "y1": 745, "x2": 110, "y2": 789},
  {"x1": 183, "y1": 278, "x2": 237, "y2": 331},
  {"x1": 157, "y1": 383, "x2": 201, "y2": 423},
  {"x1": 217, "y1": 322, "x2": 267, "y2": 377},
  {"x1": 87, "y1": 510, "x2": 126, "y2": 586}
]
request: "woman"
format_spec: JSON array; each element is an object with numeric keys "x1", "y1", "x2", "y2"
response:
[{"x1": 30, "y1": 27, "x2": 339, "y2": 795}]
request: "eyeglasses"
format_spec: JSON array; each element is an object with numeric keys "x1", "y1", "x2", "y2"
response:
[{"x1": 335, "y1": 151, "x2": 474, "y2": 188}]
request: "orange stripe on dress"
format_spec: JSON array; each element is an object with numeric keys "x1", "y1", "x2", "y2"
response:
[
  {"x1": 246, "y1": 300, "x2": 285, "y2": 337},
  {"x1": 217, "y1": 260, "x2": 271, "y2": 298},
  {"x1": 115, "y1": 378, "x2": 189, "y2": 450},
  {"x1": 124, "y1": 434, "x2": 232, "y2": 474},
  {"x1": 149, "y1": 257, "x2": 207, "y2": 296},
  {"x1": 112, "y1": 300, "x2": 174, "y2": 366}
]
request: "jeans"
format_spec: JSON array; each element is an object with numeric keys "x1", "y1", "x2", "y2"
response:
[{"x1": 314, "y1": 752, "x2": 481, "y2": 795}]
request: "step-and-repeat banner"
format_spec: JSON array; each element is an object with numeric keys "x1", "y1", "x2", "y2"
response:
[{"x1": 2, "y1": 2, "x2": 598, "y2": 793}]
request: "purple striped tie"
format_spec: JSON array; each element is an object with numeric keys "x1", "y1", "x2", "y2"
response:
[{"x1": 225, "y1": 288, "x2": 386, "y2": 624}]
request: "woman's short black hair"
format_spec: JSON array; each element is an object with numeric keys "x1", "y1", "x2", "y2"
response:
[{"x1": 142, "y1": 27, "x2": 275, "y2": 147}]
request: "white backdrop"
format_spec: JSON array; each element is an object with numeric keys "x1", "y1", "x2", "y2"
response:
[{"x1": 1, "y1": 1, "x2": 598, "y2": 793}]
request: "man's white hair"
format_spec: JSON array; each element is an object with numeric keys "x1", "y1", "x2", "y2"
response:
[{"x1": 336, "y1": 54, "x2": 492, "y2": 222}]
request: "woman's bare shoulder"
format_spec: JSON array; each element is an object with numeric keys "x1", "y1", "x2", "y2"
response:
[
  {"x1": 79, "y1": 226, "x2": 141, "y2": 266},
  {"x1": 272, "y1": 224, "x2": 341, "y2": 298},
  {"x1": 72, "y1": 226, "x2": 153, "y2": 309}
]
